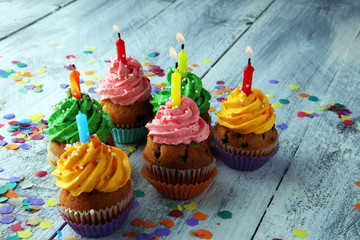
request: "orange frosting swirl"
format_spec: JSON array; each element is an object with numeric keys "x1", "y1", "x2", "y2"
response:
[
  {"x1": 52, "y1": 135, "x2": 131, "y2": 196},
  {"x1": 216, "y1": 87, "x2": 276, "y2": 134}
]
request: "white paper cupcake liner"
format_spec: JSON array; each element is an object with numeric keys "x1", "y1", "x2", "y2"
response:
[{"x1": 143, "y1": 159, "x2": 216, "y2": 185}]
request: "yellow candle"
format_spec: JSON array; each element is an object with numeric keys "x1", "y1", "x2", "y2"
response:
[
  {"x1": 70, "y1": 65, "x2": 81, "y2": 99},
  {"x1": 171, "y1": 63, "x2": 181, "y2": 108},
  {"x1": 178, "y1": 44, "x2": 187, "y2": 79}
]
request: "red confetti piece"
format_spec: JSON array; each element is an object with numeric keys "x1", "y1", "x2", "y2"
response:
[
  {"x1": 216, "y1": 97, "x2": 226, "y2": 102},
  {"x1": 160, "y1": 219, "x2": 174, "y2": 228},
  {"x1": 31, "y1": 135, "x2": 44, "y2": 140},
  {"x1": 169, "y1": 210, "x2": 183, "y2": 217},
  {"x1": 193, "y1": 211, "x2": 208, "y2": 221},
  {"x1": 355, "y1": 203, "x2": 360, "y2": 211},
  {"x1": 194, "y1": 229, "x2": 213, "y2": 239},
  {"x1": 299, "y1": 93, "x2": 309, "y2": 98},
  {"x1": 341, "y1": 120, "x2": 353, "y2": 126},
  {"x1": 123, "y1": 231, "x2": 137, "y2": 238},
  {"x1": 297, "y1": 112, "x2": 309, "y2": 118},
  {"x1": 130, "y1": 218, "x2": 144, "y2": 226},
  {"x1": 216, "y1": 81, "x2": 225, "y2": 84},
  {"x1": 35, "y1": 171, "x2": 47, "y2": 177},
  {"x1": 11, "y1": 131, "x2": 21, "y2": 136},
  {"x1": 11, "y1": 222, "x2": 25, "y2": 231},
  {"x1": 143, "y1": 220, "x2": 157, "y2": 228},
  {"x1": 355, "y1": 181, "x2": 360, "y2": 187}
]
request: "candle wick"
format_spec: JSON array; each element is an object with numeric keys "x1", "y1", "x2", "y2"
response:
[
  {"x1": 175, "y1": 62, "x2": 178, "y2": 69},
  {"x1": 118, "y1": 32, "x2": 121, "y2": 39},
  {"x1": 76, "y1": 101, "x2": 81, "y2": 112},
  {"x1": 72, "y1": 64, "x2": 76, "y2": 70},
  {"x1": 181, "y1": 44, "x2": 184, "y2": 50},
  {"x1": 248, "y1": 58, "x2": 251, "y2": 65}
]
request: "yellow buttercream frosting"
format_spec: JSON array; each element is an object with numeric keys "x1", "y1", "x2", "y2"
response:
[
  {"x1": 216, "y1": 87, "x2": 276, "y2": 134},
  {"x1": 52, "y1": 135, "x2": 131, "y2": 196}
]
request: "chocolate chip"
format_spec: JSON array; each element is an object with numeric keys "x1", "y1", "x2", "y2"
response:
[
  {"x1": 262, "y1": 133, "x2": 265, "y2": 140},
  {"x1": 181, "y1": 149, "x2": 188, "y2": 163},
  {"x1": 237, "y1": 133, "x2": 243, "y2": 138},
  {"x1": 154, "y1": 150, "x2": 161, "y2": 159},
  {"x1": 241, "y1": 142, "x2": 249, "y2": 147},
  {"x1": 221, "y1": 135, "x2": 228, "y2": 144},
  {"x1": 136, "y1": 115, "x2": 145, "y2": 122}
]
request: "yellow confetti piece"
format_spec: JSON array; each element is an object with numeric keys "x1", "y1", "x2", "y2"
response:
[
  {"x1": 124, "y1": 146, "x2": 136, "y2": 153},
  {"x1": 20, "y1": 78, "x2": 29, "y2": 83},
  {"x1": 10, "y1": 73, "x2": 19, "y2": 77},
  {"x1": 89, "y1": 59, "x2": 96, "y2": 64},
  {"x1": 171, "y1": 205, "x2": 182, "y2": 211},
  {"x1": 27, "y1": 216, "x2": 43, "y2": 226},
  {"x1": 39, "y1": 220, "x2": 53, "y2": 230},
  {"x1": 290, "y1": 84, "x2": 301, "y2": 89},
  {"x1": 85, "y1": 80, "x2": 95, "y2": 85},
  {"x1": 271, "y1": 103, "x2": 283, "y2": 108},
  {"x1": 87, "y1": 46, "x2": 96, "y2": 51},
  {"x1": 292, "y1": 229, "x2": 308, "y2": 238},
  {"x1": 91, "y1": 76, "x2": 103, "y2": 80},
  {"x1": 238, "y1": 83, "x2": 243, "y2": 87},
  {"x1": 37, "y1": 68, "x2": 47, "y2": 73},
  {"x1": 16, "y1": 133, "x2": 25, "y2": 139},
  {"x1": 48, "y1": 43, "x2": 57, "y2": 48},
  {"x1": 184, "y1": 202, "x2": 198, "y2": 211},
  {"x1": 18, "y1": 229, "x2": 32, "y2": 239},
  {"x1": 85, "y1": 70, "x2": 96, "y2": 75},
  {"x1": 202, "y1": 59, "x2": 212, "y2": 63},
  {"x1": 28, "y1": 113, "x2": 45, "y2": 123},
  {"x1": 341, "y1": 115, "x2": 352, "y2": 120},
  {"x1": 265, "y1": 94, "x2": 273, "y2": 98},
  {"x1": 303, "y1": 111, "x2": 313, "y2": 114},
  {"x1": 145, "y1": 72, "x2": 155, "y2": 76},
  {"x1": 144, "y1": 62, "x2": 152, "y2": 67},
  {"x1": 92, "y1": 54, "x2": 97, "y2": 57},
  {"x1": 45, "y1": 198, "x2": 56, "y2": 207},
  {"x1": 32, "y1": 82, "x2": 43, "y2": 87},
  {"x1": 208, "y1": 106, "x2": 216, "y2": 112},
  {"x1": 141, "y1": 57, "x2": 149, "y2": 61},
  {"x1": 291, "y1": 89, "x2": 299, "y2": 92}
]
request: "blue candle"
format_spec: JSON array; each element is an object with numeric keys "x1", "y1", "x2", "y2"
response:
[{"x1": 76, "y1": 102, "x2": 90, "y2": 143}]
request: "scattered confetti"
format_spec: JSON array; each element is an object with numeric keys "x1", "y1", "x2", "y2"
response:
[
  {"x1": 87, "y1": 88, "x2": 96, "y2": 93},
  {"x1": 123, "y1": 231, "x2": 137, "y2": 238},
  {"x1": 5, "y1": 182, "x2": 16, "y2": 189},
  {"x1": 269, "y1": 80, "x2": 278, "y2": 84},
  {"x1": 45, "y1": 198, "x2": 56, "y2": 207},
  {"x1": 193, "y1": 229, "x2": 213, "y2": 239},
  {"x1": 354, "y1": 203, "x2": 360, "y2": 211},
  {"x1": 18, "y1": 230, "x2": 32, "y2": 239},
  {"x1": 160, "y1": 219, "x2": 174, "y2": 228},
  {"x1": 186, "y1": 217, "x2": 199, "y2": 226},
  {"x1": 26, "y1": 217, "x2": 42, "y2": 226},
  {"x1": 292, "y1": 229, "x2": 308, "y2": 238},
  {"x1": 297, "y1": 112, "x2": 309, "y2": 118},
  {"x1": 87, "y1": 46, "x2": 96, "y2": 50},
  {"x1": 66, "y1": 55, "x2": 75, "y2": 59},
  {"x1": 299, "y1": 93, "x2": 309, "y2": 98},
  {"x1": 6, "y1": 144, "x2": 20, "y2": 150},
  {"x1": 84, "y1": 70, "x2": 96, "y2": 75},
  {"x1": 184, "y1": 202, "x2": 198, "y2": 211},
  {"x1": 169, "y1": 209, "x2": 183, "y2": 217},
  {"x1": 141, "y1": 57, "x2": 149, "y2": 61},
  {"x1": 139, "y1": 232, "x2": 154, "y2": 240},
  {"x1": 37, "y1": 68, "x2": 47, "y2": 73},
  {"x1": 124, "y1": 146, "x2": 137, "y2": 153},
  {"x1": 0, "y1": 214, "x2": 16, "y2": 224},
  {"x1": 308, "y1": 96, "x2": 319, "y2": 102},
  {"x1": 342, "y1": 120, "x2": 354, "y2": 126},
  {"x1": 143, "y1": 220, "x2": 157, "y2": 228},
  {"x1": 11, "y1": 222, "x2": 25, "y2": 231},
  {"x1": 26, "y1": 197, "x2": 44, "y2": 205},
  {"x1": 154, "y1": 227, "x2": 171, "y2": 236},
  {"x1": 208, "y1": 107, "x2": 216, "y2": 112},
  {"x1": 355, "y1": 181, "x2": 360, "y2": 187},
  {"x1": 35, "y1": 171, "x2": 47, "y2": 177},
  {"x1": 276, "y1": 123, "x2": 288, "y2": 130},
  {"x1": 89, "y1": 59, "x2": 96, "y2": 64},
  {"x1": 0, "y1": 205, "x2": 15, "y2": 214},
  {"x1": 5, "y1": 188, "x2": 19, "y2": 198},
  {"x1": 216, "y1": 97, "x2": 226, "y2": 102},
  {"x1": 17, "y1": 63, "x2": 27, "y2": 68},
  {"x1": 202, "y1": 59, "x2": 212, "y2": 63},
  {"x1": 3, "y1": 114, "x2": 15, "y2": 120},
  {"x1": 83, "y1": 50, "x2": 93, "y2": 54},
  {"x1": 265, "y1": 94, "x2": 273, "y2": 98},
  {"x1": 290, "y1": 84, "x2": 300, "y2": 89},
  {"x1": 8, "y1": 198, "x2": 24, "y2": 206},
  {"x1": 39, "y1": 220, "x2": 53, "y2": 230},
  {"x1": 144, "y1": 62, "x2": 152, "y2": 67},
  {"x1": 19, "y1": 144, "x2": 31, "y2": 150},
  {"x1": 84, "y1": 80, "x2": 95, "y2": 85},
  {"x1": 279, "y1": 99, "x2": 290, "y2": 104},
  {"x1": 193, "y1": 211, "x2": 208, "y2": 221},
  {"x1": 217, "y1": 210, "x2": 233, "y2": 219},
  {"x1": 0, "y1": 186, "x2": 8, "y2": 194},
  {"x1": 131, "y1": 218, "x2": 145, "y2": 226},
  {"x1": 271, "y1": 103, "x2": 283, "y2": 109},
  {"x1": 134, "y1": 189, "x2": 145, "y2": 198},
  {"x1": 212, "y1": 90, "x2": 222, "y2": 95}
]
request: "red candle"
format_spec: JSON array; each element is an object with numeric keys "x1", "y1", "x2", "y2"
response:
[
  {"x1": 116, "y1": 33, "x2": 126, "y2": 63},
  {"x1": 242, "y1": 58, "x2": 254, "y2": 96}
]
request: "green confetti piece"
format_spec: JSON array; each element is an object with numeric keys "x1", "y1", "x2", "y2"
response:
[
  {"x1": 0, "y1": 186, "x2": 8, "y2": 194},
  {"x1": 279, "y1": 99, "x2": 290, "y2": 104},
  {"x1": 217, "y1": 210, "x2": 233, "y2": 219},
  {"x1": 334, "y1": 103, "x2": 345, "y2": 108},
  {"x1": 4, "y1": 182, "x2": 16, "y2": 190},
  {"x1": 16, "y1": 62, "x2": 27, "y2": 67},
  {"x1": 18, "y1": 88, "x2": 28, "y2": 94},
  {"x1": 83, "y1": 50, "x2": 93, "y2": 54},
  {"x1": 134, "y1": 189, "x2": 145, "y2": 198},
  {"x1": 0, "y1": 196, "x2": 9, "y2": 202},
  {"x1": 164, "y1": 202, "x2": 178, "y2": 209},
  {"x1": 6, "y1": 236, "x2": 21, "y2": 240},
  {"x1": 308, "y1": 96, "x2": 319, "y2": 102},
  {"x1": 148, "y1": 53, "x2": 157, "y2": 58},
  {"x1": 317, "y1": 105, "x2": 328, "y2": 111}
]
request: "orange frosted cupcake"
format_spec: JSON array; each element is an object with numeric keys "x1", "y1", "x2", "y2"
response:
[
  {"x1": 52, "y1": 135, "x2": 133, "y2": 237},
  {"x1": 214, "y1": 87, "x2": 279, "y2": 171},
  {"x1": 142, "y1": 96, "x2": 217, "y2": 200}
]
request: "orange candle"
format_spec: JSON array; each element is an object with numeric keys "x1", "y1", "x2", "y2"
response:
[{"x1": 70, "y1": 65, "x2": 81, "y2": 99}]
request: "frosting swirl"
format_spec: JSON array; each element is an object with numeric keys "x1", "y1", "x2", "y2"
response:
[
  {"x1": 47, "y1": 91, "x2": 113, "y2": 144},
  {"x1": 150, "y1": 69, "x2": 211, "y2": 114},
  {"x1": 216, "y1": 88, "x2": 276, "y2": 134},
  {"x1": 52, "y1": 135, "x2": 131, "y2": 196},
  {"x1": 146, "y1": 96, "x2": 209, "y2": 145},
  {"x1": 97, "y1": 57, "x2": 151, "y2": 105}
]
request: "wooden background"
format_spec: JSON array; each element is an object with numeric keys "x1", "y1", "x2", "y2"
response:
[{"x1": 0, "y1": 0, "x2": 360, "y2": 239}]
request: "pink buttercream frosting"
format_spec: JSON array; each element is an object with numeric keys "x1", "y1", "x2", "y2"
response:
[
  {"x1": 146, "y1": 96, "x2": 209, "y2": 145},
  {"x1": 97, "y1": 57, "x2": 151, "y2": 105}
]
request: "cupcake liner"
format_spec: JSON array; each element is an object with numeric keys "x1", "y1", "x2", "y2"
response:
[
  {"x1": 213, "y1": 141, "x2": 280, "y2": 171},
  {"x1": 111, "y1": 126, "x2": 148, "y2": 144},
  {"x1": 59, "y1": 198, "x2": 134, "y2": 238},
  {"x1": 143, "y1": 159, "x2": 216, "y2": 185},
  {"x1": 142, "y1": 166, "x2": 217, "y2": 200},
  {"x1": 213, "y1": 132, "x2": 278, "y2": 158},
  {"x1": 47, "y1": 144, "x2": 60, "y2": 169}
]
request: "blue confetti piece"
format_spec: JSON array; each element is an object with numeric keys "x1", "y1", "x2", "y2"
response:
[
  {"x1": 269, "y1": 79, "x2": 278, "y2": 84},
  {"x1": 186, "y1": 217, "x2": 199, "y2": 226},
  {"x1": 139, "y1": 232, "x2": 154, "y2": 240},
  {"x1": 276, "y1": 123, "x2": 288, "y2": 129},
  {"x1": 155, "y1": 227, "x2": 171, "y2": 236}
]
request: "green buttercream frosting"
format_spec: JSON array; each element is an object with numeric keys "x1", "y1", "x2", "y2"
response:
[
  {"x1": 46, "y1": 91, "x2": 113, "y2": 144},
  {"x1": 150, "y1": 68, "x2": 211, "y2": 114}
]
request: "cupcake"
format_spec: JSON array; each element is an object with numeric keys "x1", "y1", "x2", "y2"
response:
[
  {"x1": 97, "y1": 57, "x2": 153, "y2": 143},
  {"x1": 150, "y1": 68, "x2": 212, "y2": 125},
  {"x1": 46, "y1": 91, "x2": 114, "y2": 168},
  {"x1": 214, "y1": 87, "x2": 279, "y2": 171},
  {"x1": 52, "y1": 135, "x2": 134, "y2": 238},
  {"x1": 142, "y1": 96, "x2": 217, "y2": 200}
]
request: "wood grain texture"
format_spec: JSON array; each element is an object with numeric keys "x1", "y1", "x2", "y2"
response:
[{"x1": 0, "y1": 0, "x2": 74, "y2": 40}]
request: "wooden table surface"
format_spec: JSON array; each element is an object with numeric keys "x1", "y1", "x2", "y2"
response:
[{"x1": 0, "y1": 0, "x2": 360, "y2": 239}]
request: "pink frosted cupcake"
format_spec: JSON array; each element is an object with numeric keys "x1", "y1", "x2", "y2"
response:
[
  {"x1": 97, "y1": 57, "x2": 153, "y2": 143},
  {"x1": 142, "y1": 96, "x2": 217, "y2": 200}
]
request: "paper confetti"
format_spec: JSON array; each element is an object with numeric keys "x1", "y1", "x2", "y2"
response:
[
  {"x1": 154, "y1": 227, "x2": 171, "y2": 236},
  {"x1": 35, "y1": 171, "x2": 47, "y2": 177},
  {"x1": 8, "y1": 198, "x2": 23, "y2": 206},
  {"x1": 89, "y1": 59, "x2": 96, "y2": 64},
  {"x1": 84, "y1": 70, "x2": 96, "y2": 75},
  {"x1": 134, "y1": 189, "x2": 145, "y2": 198},
  {"x1": 266, "y1": 94, "x2": 274, "y2": 98},
  {"x1": 18, "y1": 230, "x2": 32, "y2": 239},
  {"x1": 39, "y1": 220, "x2": 53, "y2": 230},
  {"x1": 279, "y1": 99, "x2": 290, "y2": 104},
  {"x1": 143, "y1": 220, "x2": 157, "y2": 228},
  {"x1": 193, "y1": 211, "x2": 208, "y2": 221},
  {"x1": 131, "y1": 218, "x2": 145, "y2": 226},
  {"x1": 184, "y1": 202, "x2": 198, "y2": 211},
  {"x1": 26, "y1": 217, "x2": 42, "y2": 226},
  {"x1": 169, "y1": 209, "x2": 183, "y2": 217},
  {"x1": 202, "y1": 59, "x2": 212, "y2": 63},
  {"x1": 193, "y1": 229, "x2": 213, "y2": 239},
  {"x1": 290, "y1": 84, "x2": 300, "y2": 89},
  {"x1": 299, "y1": 93, "x2": 309, "y2": 98},
  {"x1": 217, "y1": 210, "x2": 233, "y2": 219},
  {"x1": 26, "y1": 197, "x2": 44, "y2": 205},
  {"x1": 208, "y1": 107, "x2": 216, "y2": 112},
  {"x1": 297, "y1": 112, "x2": 309, "y2": 118},
  {"x1": 186, "y1": 217, "x2": 199, "y2": 226},
  {"x1": 271, "y1": 103, "x2": 283, "y2": 109},
  {"x1": 123, "y1": 231, "x2": 137, "y2": 238},
  {"x1": 269, "y1": 80, "x2": 278, "y2": 84},
  {"x1": 6, "y1": 144, "x2": 20, "y2": 150},
  {"x1": 0, "y1": 214, "x2": 16, "y2": 224},
  {"x1": 276, "y1": 123, "x2": 288, "y2": 130},
  {"x1": 139, "y1": 232, "x2": 154, "y2": 240},
  {"x1": 3, "y1": 114, "x2": 15, "y2": 120},
  {"x1": 354, "y1": 203, "x2": 360, "y2": 211},
  {"x1": 292, "y1": 229, "x2": 308, "y2": 238},
  {"x1": 160, "y1": 219, "x2": 174, "y2": 228},
  {"x1": 37, "y1": 68, "x2": 47, "y2": 73},
  {"x1": 124, "y1": 146, "x2": 137, "y2": 153},
  {"x1": 5, "y1": 182, "x2": 16, "y2": 189},
  {"x1": 11, "y1": 222, "x2": 25, "y2": 231},
  {"x1": 212, "y1": 90, "x2": 223, "y2": 95},
  {"x1": 45, "y1": 198, "x2": 56, "y2": 207},
  {"x1": 87, "y1": 46, "x2": 96, "y2": 50}
]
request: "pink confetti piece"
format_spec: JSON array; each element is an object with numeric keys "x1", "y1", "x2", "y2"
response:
[
  {"x1": 0, "y1": 135, "x2": 4, "y2": 141},
  {"x1": 11, "y1": 61, "x2": 20, "y2": 64},
  {"x1": 66, "y1": 55, "x2": 75, "y2": 59},
  {"x1": 11, "y1": 222, "x2": 25, "y2": 231},
  {"x1": 342, "y1": 120, "x2": 354, "y2": 125},
  {"x1": 216, "y1": 97, "x2": 226, "y2": 102},
  {"x1": 66, "y1": 64, "x2": 73, "y2": 70},
  {"x1": 216, "y1": 81, "x2": 225, "y2": 84},
  {"x1": 35, "y1": 171, "x2": 47, "y2": 177},
  {"x1": 8, "y1": 121, "x2": 20, "y2": 126},
  {"x1": 169, "y1": 209, "x2": 183, "y2": 217},
  {"x1": 297, "y1": 112, "x2": 309, "y2": 117},
  {"x1": 31, "y1": 135, "x2": 44, "y2": 140}
]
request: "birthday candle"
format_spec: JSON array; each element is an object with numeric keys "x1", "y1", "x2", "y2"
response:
[
  {"x1": 76, "y1": 102, "x2": 90, "y2": 143},
  {"x1": 178, "y1": 44, "x2": 187, "y2": 79},
  {"x1": 70, "y1": 65, "x2": 81, "y2": 99},
  {"x1": 171, "y1": 62, "x2": 181, "y2": 108}
]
